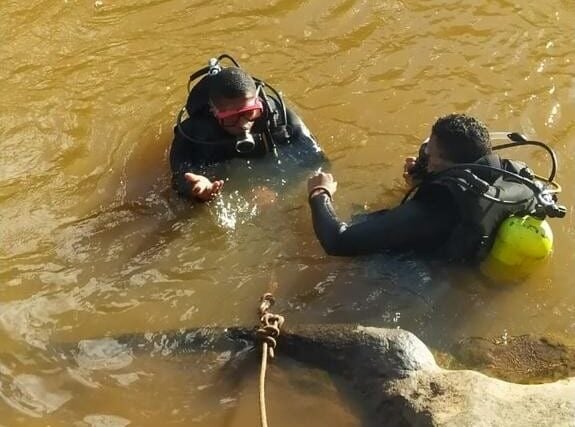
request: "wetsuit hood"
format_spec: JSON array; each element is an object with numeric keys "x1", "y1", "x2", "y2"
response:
[{"x1": 185, "y1": 75, "x2": 211, "y2": 116}]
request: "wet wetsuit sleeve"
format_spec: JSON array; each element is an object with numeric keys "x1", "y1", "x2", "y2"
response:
[
  {"x1": 285, "y1": 107, "x2": 327, "y2": 168},
  {"x1": 169, "y1": 128, "x2": 196, "y2": 197},
  {"x1": 308, "y1": 189, "x2": 456, "y2": 256}
]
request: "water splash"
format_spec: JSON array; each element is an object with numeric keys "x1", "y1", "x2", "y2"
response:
[
  {"x1": 83, "y1": 414, "x2": 131, "y2": 427},
  {"x1": 75, "y1": 338, "x2": 133, "y2": 370},
  {"x1": 210, "y1": 190, "x2": 258, "y2": 231},
  {"x1": 392, "y1": 312, "x2": 401, "y2": 329},
  {"x1": 502, "y1": 329, "x2": 509, "y2": 346},
  {"x1": 0, "y1": 372, "x2": 71, "y2": 417}
]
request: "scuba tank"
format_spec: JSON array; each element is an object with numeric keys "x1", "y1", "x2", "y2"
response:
[
  {"x1": 477, "y1": 133, "x2": 564, "y2": 283},
  {"x1": 479, "y1": 133, "x2": 566, "y2": 283},
  {"x1": 480, "y1": 215, "x2": 553, "y2": 282}
]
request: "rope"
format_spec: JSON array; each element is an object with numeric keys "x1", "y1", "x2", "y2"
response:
[{"x1": 256, "y1": 293, "x2": 284, "y2": 427}]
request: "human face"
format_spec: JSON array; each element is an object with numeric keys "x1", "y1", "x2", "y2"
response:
[
  {"x1": 210, "y1": 93, "x2": 263, "y2": 135},
  {"x1": 426, "y1": 134, "x2": 454, "y2": 173}
]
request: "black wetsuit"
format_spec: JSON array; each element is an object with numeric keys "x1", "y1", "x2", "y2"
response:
[
  {"x1": 309, "y1": 153, "x2": 543, "y2": 260},
  {"x1": 170, "y1": 98, "x2": 325, "y2": 198},
  {"x1": 309, "y1": 184, "x2": 457, "y2": 257}
]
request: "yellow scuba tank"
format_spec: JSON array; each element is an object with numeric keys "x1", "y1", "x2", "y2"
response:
[{"x1": 480, "y1": 215, "x2": 553, "y2": 283}]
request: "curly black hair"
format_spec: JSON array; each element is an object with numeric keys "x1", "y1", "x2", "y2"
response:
[
  {"x1": 431, "y1": 114, "x2": 492, "y2": 163},
  {"x1": 208, "y1": 67, "x2": 257, "y2": 102}
]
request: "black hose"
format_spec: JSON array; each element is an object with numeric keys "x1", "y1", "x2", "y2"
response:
[
  {"x1": 402, "y1": 163, "x2": 558, "y2": 212},
  {"x1": 493, "y1": 133, "x2": 558, "y2": 182},
  {"x1": 217, "y1": 53, "x2": 241, "y2": 67}
]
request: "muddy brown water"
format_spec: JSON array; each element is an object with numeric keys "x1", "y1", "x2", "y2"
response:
[{"x1": 1, "y1": 1, "x2": 574, "y2": 425}]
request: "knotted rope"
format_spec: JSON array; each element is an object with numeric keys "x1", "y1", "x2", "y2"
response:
[{"x1": 256, "y1": 293, "x2": 284, "y2": 427}]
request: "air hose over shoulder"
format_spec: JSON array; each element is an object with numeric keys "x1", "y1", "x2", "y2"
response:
[{"x1": 405, "y1": 132, "x2": 565, "y2": 217}]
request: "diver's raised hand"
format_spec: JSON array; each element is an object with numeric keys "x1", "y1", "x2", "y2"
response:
[
  {"x1": 184, "y1": 173, "x2": 224, "y2": 201},
  {"x1": 307, "y1": 172, "x2": 337, "y2": 200}
]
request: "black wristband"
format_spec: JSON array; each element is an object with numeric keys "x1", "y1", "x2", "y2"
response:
[{"x1": 308, "y1": 186, "x2": 332, "y2": 203}]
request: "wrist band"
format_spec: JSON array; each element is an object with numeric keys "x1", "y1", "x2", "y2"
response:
[{"x1": 308, "y1": 186, "x2": 332, "y2": 202}]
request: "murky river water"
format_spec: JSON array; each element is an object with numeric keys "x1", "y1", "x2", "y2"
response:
[{"x1": 1, "y1": 0, "x2": 574, "y2": 425}]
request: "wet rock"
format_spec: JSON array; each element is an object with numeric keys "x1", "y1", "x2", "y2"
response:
[
  {"x1": 279, "y1": 324, "x2": 437, "y2": 381},
  {"x1": 453, "y1": 334, "x2": 575, "y2": 384},
  {"x1": 277, "y1": 325, "x2": 575, "y2": 427}
]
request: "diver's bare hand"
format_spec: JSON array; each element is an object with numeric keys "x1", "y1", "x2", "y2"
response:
[
  {"x1": 307, "y1": 172, "x2": 337, "y2": 199},
  {"x1": 184, "y1": 173, "x2": 224, "y2": 201}
]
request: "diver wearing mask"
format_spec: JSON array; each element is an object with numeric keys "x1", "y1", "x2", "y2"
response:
[{"x1": 170, "y1": 54, "x2": 325, "y2": 201}]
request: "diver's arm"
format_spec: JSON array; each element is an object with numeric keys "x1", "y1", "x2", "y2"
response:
[
  {"x1": 285, "y1": 107, "x2": 327, "y2": 167},
  {"x1": 169, "y1": 127, "x2": 223, "y2": 200},
  {"x1": 308, "y1": 192, "x2": 455, "y2": 256},
  {"x1": 169, "y1": 129, "x2": 198, "y2": 197}
]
